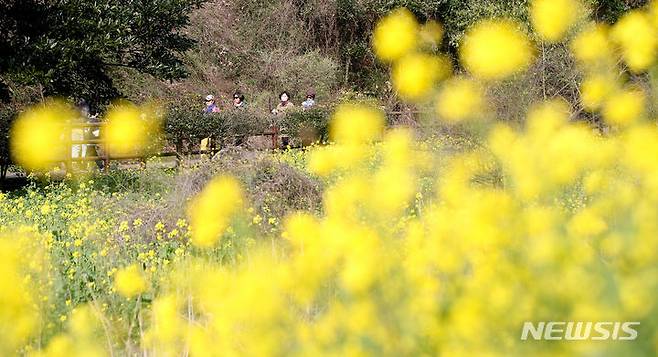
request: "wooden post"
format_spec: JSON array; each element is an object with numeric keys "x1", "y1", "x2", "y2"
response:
[{"x1": 272, "y1": 126, "x2": 279, "y2": 150}]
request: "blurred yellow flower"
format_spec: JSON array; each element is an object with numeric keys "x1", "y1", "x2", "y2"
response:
[
  {"x1": 580, "y1": 75, "x2": 616, "y2": 111},
  {"x1": 307, "y1": 146, "x2": 338, "y2": 176},
  {"x1": 330, "y1": 104, "x2": 385, "y2": 144},
  {"x1": 527, "y1": 98, "x2": 571, "y2": 129},
  {"x1": 372, "y1": 8, "x2": 418, "y2": 62},
  {"x1": 611, "y1": 10, "x2": 657, "y2": 72},
  {"x1": 10, "y1": 100, "x2": 73, "y2": 172},
  {"x1": 114, "y1": 264, "x2": 147, "y2": 298},
  {"x1": 104, "y1": 102, "x2": 162, "y2": 158},
  {"x1": 370, "y1": 165, "x2": 415, "y2": 215},
  {"x1": 392, "y1": 53, "x2": 450, "y2": 100},
  {"x1": 571, "y1": 24, "x2": 613, "y2": 66},
  {"x1": 460, "y1": 20, "x2": 533, "y2": 80},
  {"x1": 602, "y1": 88, "x2": 645, "y2": 127},
  {"x1": 568, "y1": 208, "x2": 607, "y2": 237},
  {"x1": 435, "y1": 77, "x2": 484, "y2": 122},
  {"x1": 283, "y1": 212, "x2": 319, "y2": 248},
  {"x1": 188, "y1": 176, "x2": 243, "y2": 247},
  {"x1": 531, "y1": 0, "x2": 581, "y2": 42},
  {"x1": 144, "y1": 294, "x2": 184, "y2": 352},
  {"x1": 0, "y1": 237, "x2": 41, "y2": 354}
]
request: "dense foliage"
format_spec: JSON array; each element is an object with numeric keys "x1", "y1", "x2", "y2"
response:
[
  {"x1": 163, "y1": 103, "x2": 332, "y2": 151},
  {"x1": 0, "y1": 0, "x2": 205, "y2": 106}
]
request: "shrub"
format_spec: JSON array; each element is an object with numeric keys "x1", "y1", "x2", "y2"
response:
[
  {"x1": 279, "y1": 107, "x2": 332, "y2": 144},
  {"x1": 164, "y1": 100, "x2": 331, "y2": 151}
]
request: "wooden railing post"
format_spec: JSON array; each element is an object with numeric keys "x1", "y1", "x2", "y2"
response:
[{"x1": 272, "y1": 126, "x2": 279, "y2": 150}]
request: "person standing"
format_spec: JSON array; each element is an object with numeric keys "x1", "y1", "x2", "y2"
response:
[
  {"x1": 272, "y1": 91, "x2": 294, "y2": 148},
  {"x1": 201, "y1": 94, "x2": 220, "y2": 152}
]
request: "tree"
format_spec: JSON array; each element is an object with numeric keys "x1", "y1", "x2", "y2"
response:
[{"x1": 0, "y1": 0, "x2": 206, "y2": 107}]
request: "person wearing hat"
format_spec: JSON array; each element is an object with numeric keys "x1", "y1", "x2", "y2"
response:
[
  {"x1": 201, "y1": 94, "x2": 220, "y2": 152},
  {"x1": 302, "y1": 90, "x2": 316, "y2": 110},
  {"x1": 203, "y1": 94, "x2": 220, "y2": 114}
]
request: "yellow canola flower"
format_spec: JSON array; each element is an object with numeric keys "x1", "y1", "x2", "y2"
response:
[
  {"x1": 611, "y1": 10, "x2": 658, "y2": 72},
  {"x1": 114, "y1": 264, "x2": 147, "y2": 298},
  {"x1": 38, "y1": 305, "x2": 107, "y2": 357},
  {"x1": 0, "y1": 237, "x2": 41, "y2": 354},
  {"x1": 568, "y1": 208, "x2": 608, "y2": 237},
  {"x1": 435, "y1": 77, "x2": 484, "y2": 122},
  {"x1": 570, "y1": 24, "x2": 614, "y2": 66},
  {"x1": 369, "y1": 164, "x2": 416, "y2": 215},
  {"x1": 340, "y1": 230, "x2": 381, "y2": 294},
  {"x1": 460, "y1": 20, "x2": 533, "y2": 80},
  {"x1": 531, "y1": 0, "x2": 581, "y2": 42},
  {"x1": 526, "y1": 99, "x2": 571, "y2": 133},
  {"x1": 188, "y1": 175, "x2": 244, "y2": 247},
  {"x1": 104, "y1": 102, "x2": 162, "y2": 158},
  {"x1": 283, "y1": 212, "x2": 320, "y2": 248},
  {"x1": 580, "y1": 75, "x2": 616, "y2": 111},
  {"x1": 307, "y1": 146, "x2": 338, "y2": 176},
  {"x1": 392, "y1": 53, "x2": 451, "y2": 100},
  {"x1": 329, "y1": 104, "x2": 385, "y2": 144},
  {"x1": 623, "y1": 125, "x2": 658, "y2": 175},
  {"x1": 10, "y1": 100, "x2": 74, "y2": 172},
  {"x1": 602, "y1": 88, "x2": 645, "y2": 127},
  {"x1": 143, "y1": 294, "x2": 185, "y2": 354},
  {"x1": 382, "y1": 129, "x2": 414, "y2": 167},
  {"x1": 68, "y1": 306, "x2": 98, "y2": 336},
  {"x1": 372, "y1": 8, "x2": 418, "y2": 62},
  {"x1": 308, "y1": 143, "x2": 372, "y2": 176}
]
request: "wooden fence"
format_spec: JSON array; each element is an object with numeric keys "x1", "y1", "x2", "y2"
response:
[
  {"x1": 64, "y1": 122, "x2": 282, "y2": 173},
  {"x1": 1, "y1": 110, "x2": 436, "y2": 178}
]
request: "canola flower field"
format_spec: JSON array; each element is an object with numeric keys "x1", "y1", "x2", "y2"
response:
[{"x1": 5, "y1": 1, "x2": 658, "y2": 355}]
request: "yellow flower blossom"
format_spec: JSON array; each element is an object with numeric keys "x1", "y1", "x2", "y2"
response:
[
  {"x1": 188, "y1": 176, "x2": 243, "y2": 247},
  {"x1": 602, "y1": 88, "x2": 645, "y2": 127},
  {"x1": 114, "y1": 264, "x2": 147, "y2": 298},
  {"x1": 329, "y1": 104, "x2": 385, "y2": 144},
  {"x1": 372, "y1": 8, "x2": 418, "y2": 62},
  {"x1": 531, "y1": 0, "x2": 581, "y2": 42},
  {"x1": 571, "y1": 24, "x2": 613, "y2": 66},
  {"x1": 460, "y1": 19, "x2": 533, "y2": 80},
  {"x1": 611, "y1": 10, "x2": 657, "y2": 72},
  {"x1": 392, "y1": 53, "x2": 451, "y2": 100},
  {"x1": 104, "y1": 102, "x2": 162, "y2": 158},
  {"x1": 10, "y1": 100, "x2": 73, "y2": 172},
  {"x1": 435, "y1": 77, "x2": 484, "y2": 122},
  {"x1": 580, "y1": 74, "x2": 616, "y2": 111}
]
